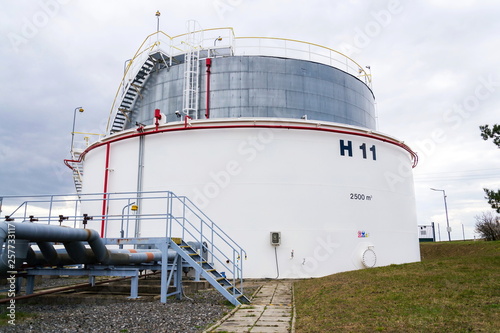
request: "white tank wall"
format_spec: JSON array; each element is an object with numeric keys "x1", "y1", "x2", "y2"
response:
[{"x1": 81, "y1": 119, "x2": 420, "y2": 278}]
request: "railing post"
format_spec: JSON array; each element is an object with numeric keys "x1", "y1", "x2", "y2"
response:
[
  {"x1": 182, "y1": 196, "x2": 186, "y2": 240},
  {"x1": 49, "y1": 195, "x2": 54, "y2": 225},
  {"x1": 73, "y1": 197, "x2": 79, "y2": 228},
  {"x1": 23, "y1": 200, "x2": 29, "y2": 223},
  {"x1": 165, "y1": 192, "x2": 170, "y2": 238},
  {"x1": 211, "y1": 221, "x2": 214, "y2": 264},
  {"x1": 167, "y1": 192, "x2": 173, "y2": 238},
  {"x1": 240, "y1": 249, "x2": 244, "y2": 294},
  {"x1": 200, "y1": 219, "x2": 203, "y2": 251},
  {"x1": 232, "y1": 250, "x2": 236, "y2": 295},
  {"x1": 105, "y1": 192, "x2": 113, "y2": 238}
]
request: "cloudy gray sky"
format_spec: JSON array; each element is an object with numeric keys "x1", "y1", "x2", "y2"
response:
[{"x1": 1, "y1": 0, "x2": 499, "y2": 240}]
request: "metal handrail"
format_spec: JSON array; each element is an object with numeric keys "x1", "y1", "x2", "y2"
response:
[
  {"x1": 0, "y1": 191, "x2": 246, "y2": 285},
  {"x1": 166, "y1": 192, "x2": 245, "y2": 287},
  {"x1": 106, "y1": 27, "x2": 372, "y2": 134},
  {"x1": 234, "y1": 36, "x2": 371, "y2": 85}
]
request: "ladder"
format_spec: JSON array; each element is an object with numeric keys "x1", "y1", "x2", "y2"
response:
[
  {"x1": 69, "y1": 151, "x2": 84, "y2": 194},
  {"x1": 169, "y1": 239, "x2": 250, "y2": 306},
  {"x1": 182, "y1": 46, "x2": 200, "y2": 119}
]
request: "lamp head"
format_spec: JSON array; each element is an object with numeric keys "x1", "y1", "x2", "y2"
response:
[{"x1": 78, "y1": 108, "x2": 84, "y2": 113}]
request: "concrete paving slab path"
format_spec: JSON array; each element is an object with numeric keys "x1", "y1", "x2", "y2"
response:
[{"x1": 205, "y1": 280, "x2": 294, "y2": 333}]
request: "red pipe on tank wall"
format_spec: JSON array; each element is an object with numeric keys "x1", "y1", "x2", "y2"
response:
[
  {"x1": 205, "y1": 58, "x2": 212, "y2": 119},
  {"x1": 100, "y1": 143, "x2": 111, "y2": 237},
  {"x1": 154, "y1": 108, "x2": 162, "y2": 131}
]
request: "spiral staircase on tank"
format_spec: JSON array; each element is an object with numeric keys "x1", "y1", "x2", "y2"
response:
[
  {"x1": 67, "y1": 50, "x2": 172, "y2": 195},
  {"x1": 111, "y1": 50, "x2": 170, "y2": 134}
]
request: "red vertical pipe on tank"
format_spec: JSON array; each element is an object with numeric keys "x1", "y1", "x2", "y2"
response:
[
  {"x1": 205, "y1": 58, "x2": 212, "y2": 119},
  {"x1": 154, "y1": 108, "x2": 162, "y2": 131},
  {"x1": 100, "y1": 142, "x2": 110, "y2": 237}
]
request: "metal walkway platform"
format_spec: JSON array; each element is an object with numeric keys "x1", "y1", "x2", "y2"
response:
[{"x1": 0, "y1": 191, "x2": 249, "y2": 306}]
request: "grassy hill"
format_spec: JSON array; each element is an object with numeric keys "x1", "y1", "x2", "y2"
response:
[{"x1": 294, "y1": 241, "x2": 499, "y2": 332}]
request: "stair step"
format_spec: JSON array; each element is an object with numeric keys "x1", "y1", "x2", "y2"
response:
[
  {"x1": 169, "y1": 238, "x2": 248, "y2": 306},
  {"x1": 171, "y1": 238, "x2": 182, "y2": 245},
  {"x1": 110, "y1": 53, "x2": 162, "y2": 134}
]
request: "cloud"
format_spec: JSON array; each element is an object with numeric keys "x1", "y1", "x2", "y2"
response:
[{"x1": 0, "y1": 0, "x2": 499, "y2": 239}]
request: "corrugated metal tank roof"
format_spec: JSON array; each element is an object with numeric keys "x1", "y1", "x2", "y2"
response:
[{"x1": 128, "y1": 55, "x2": 376, "y2": 130}]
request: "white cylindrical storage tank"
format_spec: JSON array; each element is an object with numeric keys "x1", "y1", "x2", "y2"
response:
[{"x1": 76, "y1": 28, "x2": 420, "y2": 278}]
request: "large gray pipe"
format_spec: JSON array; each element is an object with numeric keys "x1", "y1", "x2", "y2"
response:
[
  {"x1": 37, "y1": 242, "x2": 60, "y2": 265},
  {"x1": 26, "y1": 246, "x2": 76, "y2": 267},
  {"x1": 0, "y1": 222, "x2": 174, "y2": 276},
  {"x1": 26, "y1": 248, "x2": 171, "y2": 267},
  {"x1": 4, "y1": 221, "x2": 108, "y2": 262}
]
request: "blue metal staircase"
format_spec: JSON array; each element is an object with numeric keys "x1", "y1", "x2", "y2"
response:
[{"x1": 169, "y1": 239, "x2": 250, "y2": 305}]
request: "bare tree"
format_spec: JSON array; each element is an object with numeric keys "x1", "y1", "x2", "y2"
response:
[{"x1": 475, "y1": 212, "x2": 500, "y2": 241}]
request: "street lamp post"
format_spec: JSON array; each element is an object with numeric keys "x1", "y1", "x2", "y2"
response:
[
  {"x1": 71, "y1": 107, "x2": 84, "y2": 155},
  {"x1": 431, "y1": 188, "x2": 451, "y2": 241},
  {"x1": 155, "y1": 11, "x2": 160, "y2": 33}
]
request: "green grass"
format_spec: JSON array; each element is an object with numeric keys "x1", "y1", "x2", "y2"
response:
[
  {"x1": 294, "y1": 241, "x2": 500, "y2": 332},
  {"x1": 0, "y1": 311, "x2": 36, "y2": 326}
]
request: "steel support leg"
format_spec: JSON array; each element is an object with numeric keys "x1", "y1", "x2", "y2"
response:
[
  {"x1": 25, "y1": 275, "x2": 35, "y2": 295},
  {"x1": 15, "y1": 276, "x2": 22, "y2": 294},
  {"x1": 129, "y1": 273, "x2": 139, "y2": 299},
  {"x1": 176, "y1": 252, "x2": 182, "y2": 300},
  {"x1": 160, "y1": 242, "x2": 169, "y2": 303}
]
